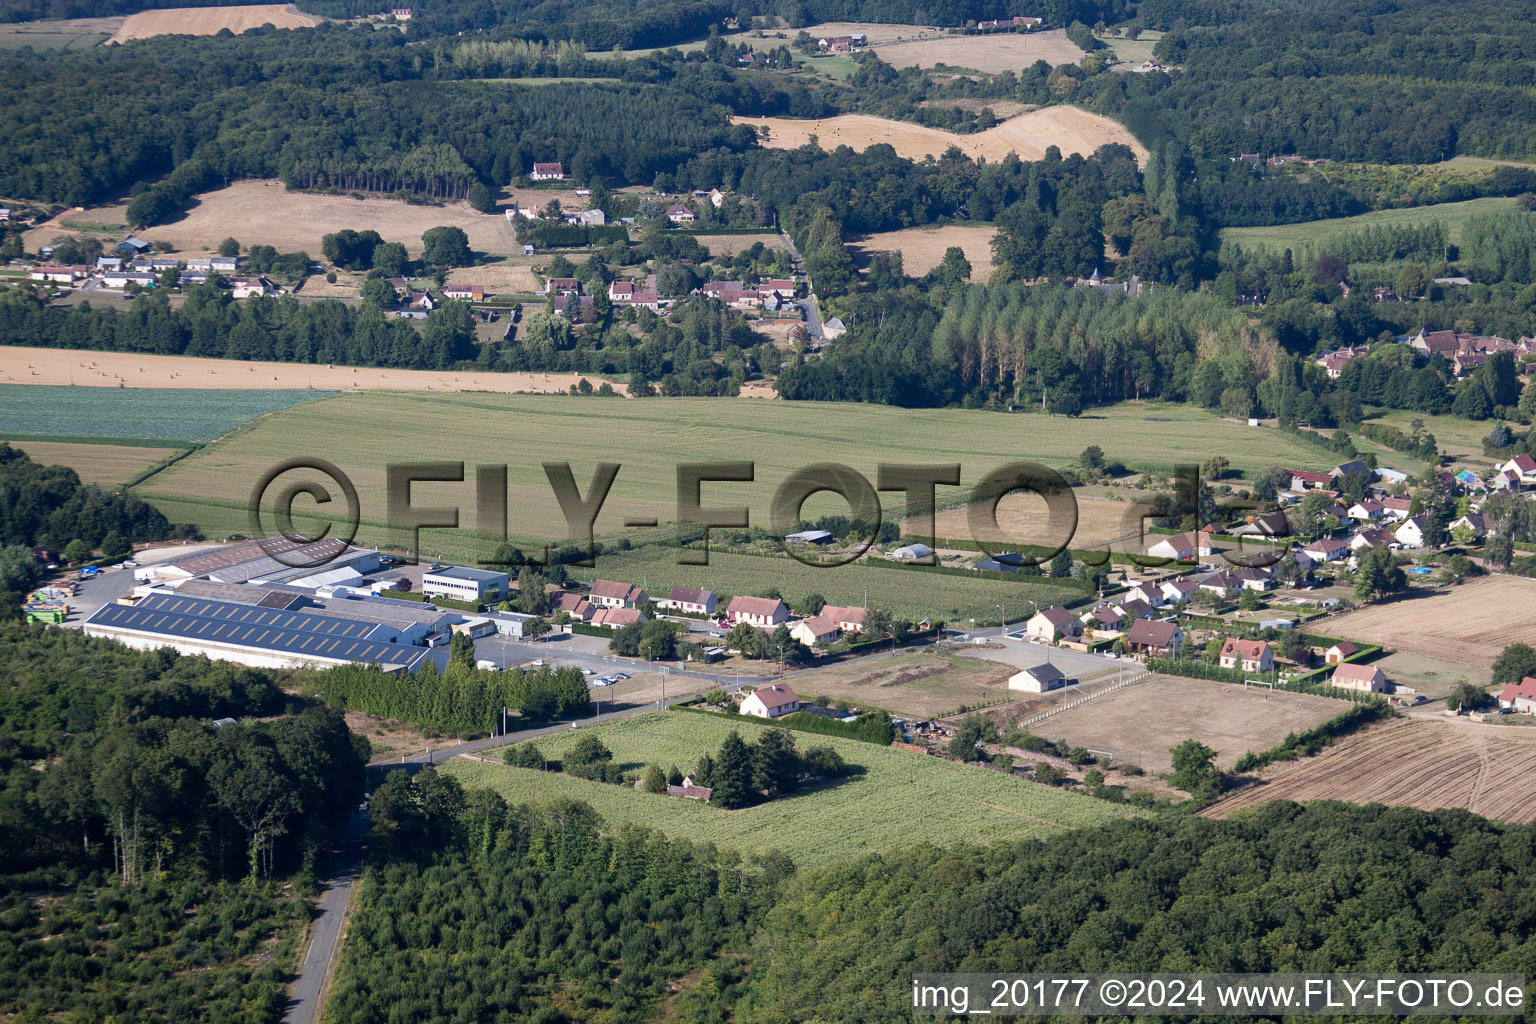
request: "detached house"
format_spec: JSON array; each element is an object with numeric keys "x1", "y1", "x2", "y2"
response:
[
  {"x1": 1501, "y1": 454, "x2": 1536, "y2": 486},
  {"x1": 741, "y1": 684, "x2": 799, "y2": 718},
  {"x1": 657, "y1": 586, "x2": 716, "y2": 616},
  {"x1": 725, "y1": 595, "x2": 789, "y2": 627},
  {"x1": 1302, "y1": 537, "x2": 1351, "y2": 563},
  {"x1": 442, "y1": 283, "x2": 484, "y2": 301},
  {"x1": 821, "y1": 605, "x2": 867, "y2": 634},
  {"x1": 1332, "y1": 662, "x2": 1388, "y2": 693},
  {"x1": 1025, "y1": 605, "x2": 1080, "y2": 642},
  {"x1": 1160, "y1": 577, "x2": 1200, "y2": 604},
  {"x1": 1220, "y1": 638, "x2": 1274, "y2": 674},
  {"x1": 1008, "y1": 662, "x2": 1067, "y2": 693},
  {"x1": 1497, "y1": 678, "x2": 1536, "y2": 715},
  {"x1": 665, "y1": 204, "x2": 695, "y2": 224},
  {"x1": 1124, "y1": 618, "x2": 1181, "y2": 657},
  {"x1": 530, "y1": 162, "x2": 565, "y2": 180},
  {"x1": 1394, "y1": 515, "x2": 1430, "y2": 549},
  {"x1": 789, "y1": 615, "x2": 839, "y2": 647},
  {"x1": 588, "y1": 579, "x2": 647, "y2": 609},
  {"x1": 1146, "y1": 530, "x2": 1215, "y2": 562}
]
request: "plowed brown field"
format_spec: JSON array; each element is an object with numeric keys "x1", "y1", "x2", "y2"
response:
[
  {"x1": 1322, "y1": 575, "x2": 1536, "y2": 669},
  {"x1": 1203, "y1": 717, "x2": 1536, "y2": 823}
]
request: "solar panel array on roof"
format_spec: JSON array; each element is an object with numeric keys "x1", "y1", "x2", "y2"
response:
[{"x1": 86, "y1": 592, "x2": 429, "y2": 669}]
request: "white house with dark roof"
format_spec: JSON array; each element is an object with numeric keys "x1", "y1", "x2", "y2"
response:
[
  {"x1": 658, "y1": 586, "x2": 716, "y2": 616},
  {"x1": 725, "y1": 595, "x2": 789, "y2": 627},
  {"x1": 741, "y1": 684, "x2": 799, "y2": 718}
]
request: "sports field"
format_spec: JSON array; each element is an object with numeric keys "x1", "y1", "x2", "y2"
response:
[
  {"x1": 1218, "y1": 196, "x2": 1516, "y2": 256},
  {"x1": 735, "y1": 106, "x2": 1147, "y2": 164},
  {"x1": 1204, "y1": 717, "x2": 1536, "y2": 824},
  {"x1": 26, "y1": 180, "x2": 515, "y2": 258},
  {"x1": 1322, "y1": 575, "x2": 1536, "y2": 671},
  {"x1": 848, "y1": 224, "x2": 998, "y2": 277},
  {"x1": 1029, "y1": 675, "x2": 1346, "y2": 774},
  {"x1": 871, "y1": 28, "x2": 1086, "y2": 73},
  {"x1": 9, "y1": 440, "x2": 182, "y2": 485},
  {"x1": 108, "y1": 4, "x2": 321, "y2": 43},
  {"x1": 442, "y1": 710, "x2": 1146, "y2": 869},
  {"x1": 137, "y1": 392, "x2": 1340, "y2": 563}
]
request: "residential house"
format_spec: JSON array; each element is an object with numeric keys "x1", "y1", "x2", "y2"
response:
[
  {"x1": 1331, "y1": 662, "x2": 1388, "y2": 693},
  {"x1": 1081, "y1": 605, "x2": 1126, "y2": 635},
  {"x1": 1380, "y1": 496, "x2": 1414, "y2": 520},
  {"x1": 102, "y1": 271, "x2": 156, "y2": 289},
  {"x1": 231, "y1": 276, "x2": 276, "y2": 299},
  {"x1": 442, "y1": 283, "x2": 484, "y2": 301},
  {"x1": 1160, "y1": 577, "x2": 1200, "y2": 604},
  {"x1": 821, "y1": 316, "x2": 847, "y2": 339},
  {"x1": 1450, "y1": 512, "x2": 1487, "y2": 539},
  {"x1": 1347, "y1": 499, "x2": 1386, "y2": 521},
  {"x1": 1219, "y1": 638, "x2": 1274, "y2": 674},
  {"x1": 1324, "y1": 641, "x2": 1359, "y2": 665},
  {"x1": 591, "y1": 607, "x2": 647, "y2": 629},
  {"x1": 1501, "y1": 454, "x2": 1536, "y2": 486},
  {"x1": 1025, "y1": 605, "x2": 1080, "y2": 642},
  {"x1": 608, "y1": 280, "x2": 636, "y2": 302},
  {"x1": 1146, "y1": 529, "x2": 1215, "y2": 561},
  {"x1": 1008, "y1": 662, "x2": 1067, "y2": 693},
  {"x1": 545, "y1": 277, "x2": 580, "y2": 296},
  {"x1": 530, "y1": 162, "x2": 565, "y2": 180},
  {"x1": 29, "y1": 266, "x2": 85, "y2": 282},
  {"x1": 551, "y1": 591, "x2": 595, "y2": 622},
  {"x1": 1496, "y1": 678, "x2": 1536, "y2": 715},
  {"x1": 1115, "y1": 597, "x2": 1154, "y2": 620},
  {"x1": 821, "y1": 605, "x2": 867, "y2": 633},
  {"x1": 1197, "y1": 571, "x2": 1240, "y2": 597},
  {"x1": 1123, "y1": 581, "x2": 1165, "y2": 607},
  {"x1": 406, "y1": 293, "x2": 436, "y2": 311},
  {"x1": 665, "y1": 204, "x2": 695, "y2": 224},
  {"x1": 1231, "y1": 512, "x2": 1292, "y2": 538},
  {"x1": 789, "y1": 615, "x2": 839, "y2": 647},
  {"x1": 658, "y1": 586, "x2": 717, "y2": 616},
  {"x1": 1234, "y1": 566, "x2": 1275, "y2": 591},
  {"x1": 1302, "y1": 537, "x2": 1351, "y2": 563},
  {"x1": 1289, "y1": 470, "x2": 1334, "y2": 491},
  {"x1": 96, "y1": 256, "x2": 123, "y2": 272},
  {"x1": 740, "y1": 684, "x2": 799, "y2": 718},
  {"x1": 1332, "y1": 460, "x2": 1372, "y2": 482},
  {"x1": 1394, "y1": 515, "x2": 1430, "y2": 549},
  {"x1": 1124, "y1": 618, "x2": 1182, "y2": 657},
  {"x1": 588, "y1": 579, "x2": 647, "y2": 609},
  {"x1": 390, "y1": 7, "x2": 412, "y2": 19},
  {"x1": 1410, "y1": 328, "x2": 1460, "y2": 358},
  {"x1": 210, "y1": 255, "x2": 240, "y2": 274},
  {"x1": 725, "y1": 595, "x2": 789, "y2": 627}
]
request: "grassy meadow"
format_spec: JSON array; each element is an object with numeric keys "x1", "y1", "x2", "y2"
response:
[
  {"x1": 1218, "y1": 196, "x2": 1516, "y2": 256},
  {"x1": 9, "y1": 440, "x2": 182, "y2": 486},
  {"x1": 442, "y1": 711, "x2": 1146, "y2": 869}
]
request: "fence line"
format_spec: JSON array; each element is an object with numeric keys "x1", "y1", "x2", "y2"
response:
[{"x1": 1017, "y1": 668, "x2": 1151, "y2": 728}]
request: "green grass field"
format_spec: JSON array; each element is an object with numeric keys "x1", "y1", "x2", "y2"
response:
[
  {"x1": 136, "y1": 392, "x2": 1338, "y2": 604},
  {"x1": 442, "y1": 711, "x2": 1146, "y2": 869},
  {"x1": 0, "y1": 385, "x2": 336, "y2": 445},
  {"x1": 1218, "y1": 196, "x2": 1516, "y2": 256}
]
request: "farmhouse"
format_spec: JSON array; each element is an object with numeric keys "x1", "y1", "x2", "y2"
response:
[
  {"x1": 1496, "y1": 678, "x2": 1536, "y2": 715},
  {"x1": 790, "y1": 615, "x2": 839, "y2": 646},
  {"x1": 545, "y1": 277, "x2": 580, "y2": 295},
  {"x1": 231, "y1": 276, "x2": 277, "y2": 299},
  {"x1": 390, "y1": 7, "x2": 412, "y2": 19},
  {"x1": 741, "y1": 684, "x2": 800, "y2": 718},
  {"x1": 725, "y1": 595, "x2": 789, "y2": 627},
  {"x1": 531, "y1": 162, "x2": 565, "y2": 180},
  {"x1": 1124, "y1": 618, "x2": 1182, "y2": 657},
  {"x1": 1025, "y1": 605, "x2": 1080, "y2": 642},
  {"x1": 1008, "y1": 662, "x2": 1067, "y2": 693},
  {"x1": 1219, "y1": 638, "x2": 1274, "y2": 673},
  {"x1": 657, "y1": 586, "x2": 717, "y2": 615},
  {"x1": 1331, "y1": 662, "x2": 1388, "y2": 693},
  {"x1": 422, "y1": 566, "x2": 509, "y2": 604},
  {"x1": 588, "y1": 579, "x2": 648, "y2": 609},
  {"x1": 442, "y1": 283, "x2": 485, "y2": 301}
]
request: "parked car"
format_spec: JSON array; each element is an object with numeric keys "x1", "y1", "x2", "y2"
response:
[
  {"x1": 122, "y1": 559, "x2": 138, "y2": 568},
  {"x1": 579, "y1": 668, "x2": 593, "y2": 676}
]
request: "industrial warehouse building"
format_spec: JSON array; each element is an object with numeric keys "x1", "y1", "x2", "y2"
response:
[
  {"x1": 84, "y1": 591, "x2": 450, "y2": 672},
  {"x1": 422, "y1": 565, "x2": 509, "y2": 603}
]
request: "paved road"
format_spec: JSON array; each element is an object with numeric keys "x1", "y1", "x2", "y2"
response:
[
  {"x1": 776, "y1": 228, "x2": 824, "y2": 342},
  {"x1": 282, "y1": 804, "x2": 369, "y2": 1024}
]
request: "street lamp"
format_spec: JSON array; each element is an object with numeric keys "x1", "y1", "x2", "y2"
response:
[{"x1": 998, "y1": 604, "x2": 1006, "y2": 632}]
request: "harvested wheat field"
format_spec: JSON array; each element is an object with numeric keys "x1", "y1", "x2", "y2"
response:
[
  {"x1": 1323, "y1": 575, "x2": 1536, "y2": 670},
  {"x1": 445, "y1": 262, "x2": 543, "y2": 295},
  {"x1": 27, "y1": 180, "x2": 515, "y2": 258},
  {"x1": 917, "y1": 98, "x2": 1038, "y2": 118},
  {"x1": 109, "y1": 4, "x2": 321, "y2": 42},
  {"x1": 735, "y1": 107, "x2": 1145, "y2": 164},
  {"x1": 918, "y1": 492, "x2": 1148, "y2": 552},
  {"x1": 1204, "y1": 717, "x2": 1536, "y2": 824},
  {"x1": 873, "y1": 28, "x2": 1086, "y2": 73},
  {"x1": 0, "y1": 346, "x2": 627, "y2": 396},
  {"x1": 850, "y1": 224, "x2": 998, "y2": 277},
  {"x1": 10, "y1": 440, "x2": 181, "y2": 485}
]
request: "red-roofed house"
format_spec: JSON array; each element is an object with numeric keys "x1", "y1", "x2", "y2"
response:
[
  {"x1": 657, "y1": 586, "x2": 716, "y2": 615},
  {"x1": 1332, "y1": 662, "x2": 1388, "y2": 693},
  {"x1": 1219, "y1": 638, "x2": 1273, "y2": 673},
  {"x1": 665, "y1": 204, "x2": 695, "y2": 224},
  {"x1": 1289, "y1": 470, "x2": 1333, "y2": 491},
  {"x1": 1501, "y1": 454, "x2": 1536, "y2": 485},
  {"x1": 725, "y1": 595, "x2": 789, "y2": 627},
  {"x1": 789, "y1": 615, "x2": 839, "y2": 646},
  {"x1": 741, "y1": 683, "x2": 800, "y2": 718},
  {"x1": 1497, "y1": 678, "x2": 1536, "y2": 714},
  {"x1": 588, "y1": 579, "x2": 647, "y2": 609},
  {"x1": 591, "y1": 607, "x2": 648, "y2": 629},
  {"x1": 442, "y1": 283, "x2": 484, "y2": 301},
  {"x1": 1124, "y1": 618, "x2": 1182, "y2": 656},
  {"x1": 821, "y1": 604, "x2": 867, "y2": 633},
  {"x1": 1324, "y1": 641, "x2": 1359, "y2": 665},
  {"x1": 531, "y1": 162, "x2": 565, "y2": 180}
]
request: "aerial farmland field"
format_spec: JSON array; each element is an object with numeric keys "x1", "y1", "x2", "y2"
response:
[
  {"x1": 1218, "y1": 196, "x2": 1517, "y2": 257},
  {"x1": 1204, "y1": 717, "x2": 1536, "y2": 823},
  {"x1": 138, "y1": 392, "x2": 1341, "y2": 568},
  {"x1": 108, "y1": 4, "x2": 322, "y2": 43},
  {"x1": 9, "y1": 440, "x2": 182, "y2": 485},
  {"x1": 0, "y1": 384, "x2": 333, "y2": 445},
  {"x1": 848, "y1": 223, "x2": 998, "y2": 277},
  {"x1": 870, "y1": 28, "x2": 1086, "y2": 74},
  {"x1": 442, "y1": 710, "x2": 1147, "y2": 869},
  {"x1": 1322, "y1": 575, "x2": 1536, "y2": 670}
]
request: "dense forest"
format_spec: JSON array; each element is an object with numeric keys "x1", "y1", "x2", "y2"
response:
[{"x1": 327, "y1": 784, "x2": 1536, "y2": 1024}]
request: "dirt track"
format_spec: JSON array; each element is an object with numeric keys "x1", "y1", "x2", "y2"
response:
[
  {"x1": 735, "y1": 107, "x2": 1146, "y2": 164},
  {"x1": 109, "y1": 4, "x2": 320, "y2": 42},
  {"x1": 1, "y1": 346, "x2": 628, "y2": 396}
]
